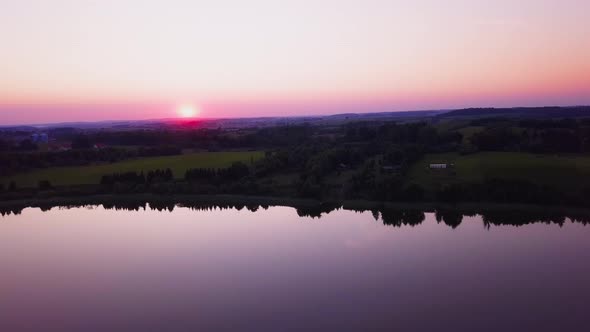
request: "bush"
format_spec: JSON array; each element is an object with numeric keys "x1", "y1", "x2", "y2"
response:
[
  {"x1": 71, "y1": 135, "x2": 93, "y2": 149},
  {"x1": 38, "y1": 180, "x2": 52, "y2": 190},
  {"x1": 113, "y1": 182, "x2": 134, "y2": 194},
  {"x1": 297, "y1": 179, "x2": 322, "y2": 199},
  {"x1": 458, "y1": 143, "x2": 478, "y2": 155},
  {"x1": 403, "y1": 184, "x2": 425, "y2": 201},
  {"x1": 436, "y1": 184, "x2": 466, "y2": 203}
]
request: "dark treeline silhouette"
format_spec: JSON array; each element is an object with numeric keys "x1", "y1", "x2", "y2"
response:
[
  {"x1": 2, "y1": 198, "x2": 590, "y2": 230},
  {"x1": 438, "y1": 106, "x2": 590, "y2": 119},
  {"x1": 379, "y1": 208, "x2": 426, "y2": 227},
  {"x1": 434, "y1": 178, "x2": 588, "y2": 206},
  {"x1": 295, "y1": 202, "x2": 342, "y2": 218},
  {"x1": 435, "y1": 209, "x2": 465, "y2": 228},
  {"x1": 69, "y1": 127, "x2": 314, "y2": 149},
  {"x1": 0, "y1": 146, "x2": 181, "y2": 176},
  {"x1": 185, "y1": 162, "x2": 250, "y2": 183},
  {"x1": 100, "y1": 169, "x2": 174, "y2": 185},
  {"x1": 4, "y1": 116, "x2": 590, "y2": 207},
  {"x1": 90, "y1": 163, "x2": 261, "y2": 196},
  {"x1": 468, "y1": 118, "x2": 590, "y2": 153},
  {"x1": 98, "y1": 163, "x2": 252, "y2": 187},
  {"x1": 184, "y1": 168, "x2": 216, "y2": 181},
  {"x1": 0, "y1": 125, "x2": 313, "y2": 176},
  {"x1": 250, "y1": 121, "x2": 462, "y2": 200}
]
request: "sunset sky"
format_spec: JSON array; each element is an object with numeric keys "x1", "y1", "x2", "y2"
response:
[{"x1": 1, "y1": 0, "x2": 589, "y2": 125}]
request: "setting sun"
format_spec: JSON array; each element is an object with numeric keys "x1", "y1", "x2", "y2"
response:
[{"x1": 178, "y1": 105, "x2": 199, "y2": 118}]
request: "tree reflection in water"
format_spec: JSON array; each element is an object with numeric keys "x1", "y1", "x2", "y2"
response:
[{"x1": 1, "y1": 197, "x2": 590, "y2": 228}]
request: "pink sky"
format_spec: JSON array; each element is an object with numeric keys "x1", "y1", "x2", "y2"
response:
[{"x1": 1, "y1": 0, "x2": 589, "y2": 125}]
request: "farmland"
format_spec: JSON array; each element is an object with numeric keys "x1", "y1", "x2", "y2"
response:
[
  {"x1": 2, "y1": 151, "x2": 264, "y2": 188},
  {"x1": 407, "y1": 152, "x2": 590, "y2": 192}
]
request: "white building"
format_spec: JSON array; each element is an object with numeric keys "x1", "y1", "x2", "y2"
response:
[
  {"x1": 429, "y1": 163, "x2": 448, "y2": 169},
  {"x1": 31, "y1": 133, "x2": 49, "y2": 143}
]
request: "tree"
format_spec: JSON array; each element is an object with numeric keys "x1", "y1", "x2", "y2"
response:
[
  {"x1": 71, "y1": 135, "x2": 92, "y2": 149},
  {"x1": 165, "y1": 168, "x2": 173, "y2": 181},
  {"x1": 38, "y1": 180, "x2": 52, "y2": 190},
  {"x1": 403, "y1": 184, "x2": 425, "y2": 201},
  {"x1": 0, "y1": 139, "x2": 9, "y2": 151},
  {"x1": 18, "y1": 139, "x2": 38, "y2": 151}
]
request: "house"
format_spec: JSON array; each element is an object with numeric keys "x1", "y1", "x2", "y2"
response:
[
  {"x1": 50, "y1": 143, "x2": 71, "y2": 151},
  {"x1": 382, "y1": 165, "x2": 402, "y2": 173},
  {"x1": 93, "y1": 143, "x2": 108, "y2": 150},
  {"x1": 31, "y1": 133, "x2": 49, "y2": 143},
  {"x1": 429, "y1": 163, "x2": 448, "y2": 169},
  {"x1": 39, "y1": 133, "x2": 49, "y2": 143}
]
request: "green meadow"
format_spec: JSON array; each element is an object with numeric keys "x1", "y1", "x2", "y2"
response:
[
  {"x1": 407, "y1": 152, "x2": 590, "y2": 191},
  {"x1": 2, "y1": 151, "x2": 264, "y2": 188}
]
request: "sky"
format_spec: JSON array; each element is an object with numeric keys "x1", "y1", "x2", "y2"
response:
[{"x1": 0, "y1": 0, "x2": 589, "y2": 125}]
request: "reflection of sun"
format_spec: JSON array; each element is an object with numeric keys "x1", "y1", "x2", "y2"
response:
[{"x1": 178, "y1": 105, "x2": 199, "y2": 118}]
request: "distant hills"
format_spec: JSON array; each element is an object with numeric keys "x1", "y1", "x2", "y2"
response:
[
  {"x1": 437, "y1": 106, "x2": 590, "y2": 119},
  {"x1": 0, "y1": 110, "x2": 444, "y2": 131},
  {"x1": 1, "y1": 106, "x2": 589, "y2": 131}
]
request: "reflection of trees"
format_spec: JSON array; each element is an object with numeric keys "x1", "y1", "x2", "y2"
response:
[
  {"x1": 480, "y1": 210, "x2": 567, "y2": 228},
  {"x1": 0, "y1": 207, "x2": 23, "y2": 216},
  {"x1": 1, "y1": 198, "x2": 590, "y2": 230},
  {"x1": 246, "y1": 204, "x2": 259, "y2": 212},
  {"x1": 568, "y1": 214, "x2": 590, "y2": 225},
  {"x1": 371, "y1": 209, "x2": 380, "y2": 221},
  {"x1": 380, "y1": 208, "x2": 425, "y2": 227},
  {"x1": 103, "y1": 201, "x2": 147, "y2": 211},
  {"x1": 295, "y1": 202, "x2": 341, "y2": 218},
  {"x1": 149, "y1": 201, "x2": 175, "y2": 212},
  {"x1": 435, "y1": 209, "x2": 464, "y2": 229}
]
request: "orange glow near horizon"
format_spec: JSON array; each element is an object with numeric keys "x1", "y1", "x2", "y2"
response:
[
  {"x1": 178, "y1": 105, "x2": 199, "y2": 118},
  {"x1": 0, "y1": 0, "x2": 589, "y2": 124}
]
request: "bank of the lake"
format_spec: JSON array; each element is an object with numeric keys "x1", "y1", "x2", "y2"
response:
[
  {"x1": 3, "y1": 193, "x2": 590, "y2": 227},
  {"x1": 2, "y1": 200, "x2": 590, "y2": 331}
]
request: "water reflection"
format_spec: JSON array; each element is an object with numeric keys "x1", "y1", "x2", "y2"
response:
[
  {"x1": 2, "y1": 199, "x2": 590, "y2": 229},
  {"x1": 1, "y1": 202, "x2": 589, "y2": 332}
]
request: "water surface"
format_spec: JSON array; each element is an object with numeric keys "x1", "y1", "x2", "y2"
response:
[{"x1": 1, "y1": 205, "x2": 588, "y2": 331}]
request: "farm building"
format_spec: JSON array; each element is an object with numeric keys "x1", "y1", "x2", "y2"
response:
[
  {"x1": 31, "y1": 133, "x2": 49, "y2": 143},
  {"x1": 429, "y1": 163, "x2": 448, "y2": 169},
  {"x1": 382, "y1": 165, "x2": 402, "y2": 173}
]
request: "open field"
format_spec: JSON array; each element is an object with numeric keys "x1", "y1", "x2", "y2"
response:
[
  {"x1": 2, "y1": 151, "x2": 264, "y2": 188},
  {"x1": 407, "y1": 152, "x2": 590, "y2": 191}
]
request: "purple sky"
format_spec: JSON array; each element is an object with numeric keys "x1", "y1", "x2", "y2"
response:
[{"x1": 1, "y1": 0, "x2": 589, "y2": 124}]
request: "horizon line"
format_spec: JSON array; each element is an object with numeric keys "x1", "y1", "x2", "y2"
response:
[{"x1": 1, "y1": 104, "x2": 589, "y2": 128}]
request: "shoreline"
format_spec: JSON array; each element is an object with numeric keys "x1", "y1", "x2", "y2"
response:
[{"x1": 2, "y1": 193, "x2": 590, "y2": 217}]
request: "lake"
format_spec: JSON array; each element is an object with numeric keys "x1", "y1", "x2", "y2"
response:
[{"x1": 1, "y1": 203, "x2": 589, "y2": 331}]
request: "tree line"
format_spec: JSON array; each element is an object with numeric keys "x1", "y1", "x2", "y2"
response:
[
  {"x1": 468, "y1": 118, "x2": 590, "y2": 153},
  {"x1": 2, "y1": 199, "x2": 590, "y2": 229},
  {"x1": 100, "y1": 169, "x2": 174, "y2": 186},
  {"x1": 0, "y1": 146, "x2": 181, "y2": 176}
]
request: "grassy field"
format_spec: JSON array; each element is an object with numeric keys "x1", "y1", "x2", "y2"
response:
[
  {"x1": 2, "y1": 151, "x2": 264, "y2": 188},
  {"x1": 407, "y1": 152, "x2": 590, "y2": 191}
]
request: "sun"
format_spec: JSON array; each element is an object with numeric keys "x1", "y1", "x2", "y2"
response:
[{"x1": 178, "y1": 105, "x2": 199, "y2": 118}]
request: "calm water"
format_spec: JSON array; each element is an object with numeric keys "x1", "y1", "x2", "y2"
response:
[{"x1": 1, "y1": 205, "x2": 589, "y2": 331}]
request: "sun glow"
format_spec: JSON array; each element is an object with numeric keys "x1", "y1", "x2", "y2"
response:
[{"x1": 178, "y1": 105, "x2": 199, "y2": 118}]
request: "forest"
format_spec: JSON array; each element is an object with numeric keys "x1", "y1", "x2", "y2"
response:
[{"x1": 2, "y1": 115, "x2": 590, "y2": 207}]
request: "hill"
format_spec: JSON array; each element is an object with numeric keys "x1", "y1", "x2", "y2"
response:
[{"x1": 438, "y1": 106, "x2": 590, "y2": 119}]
